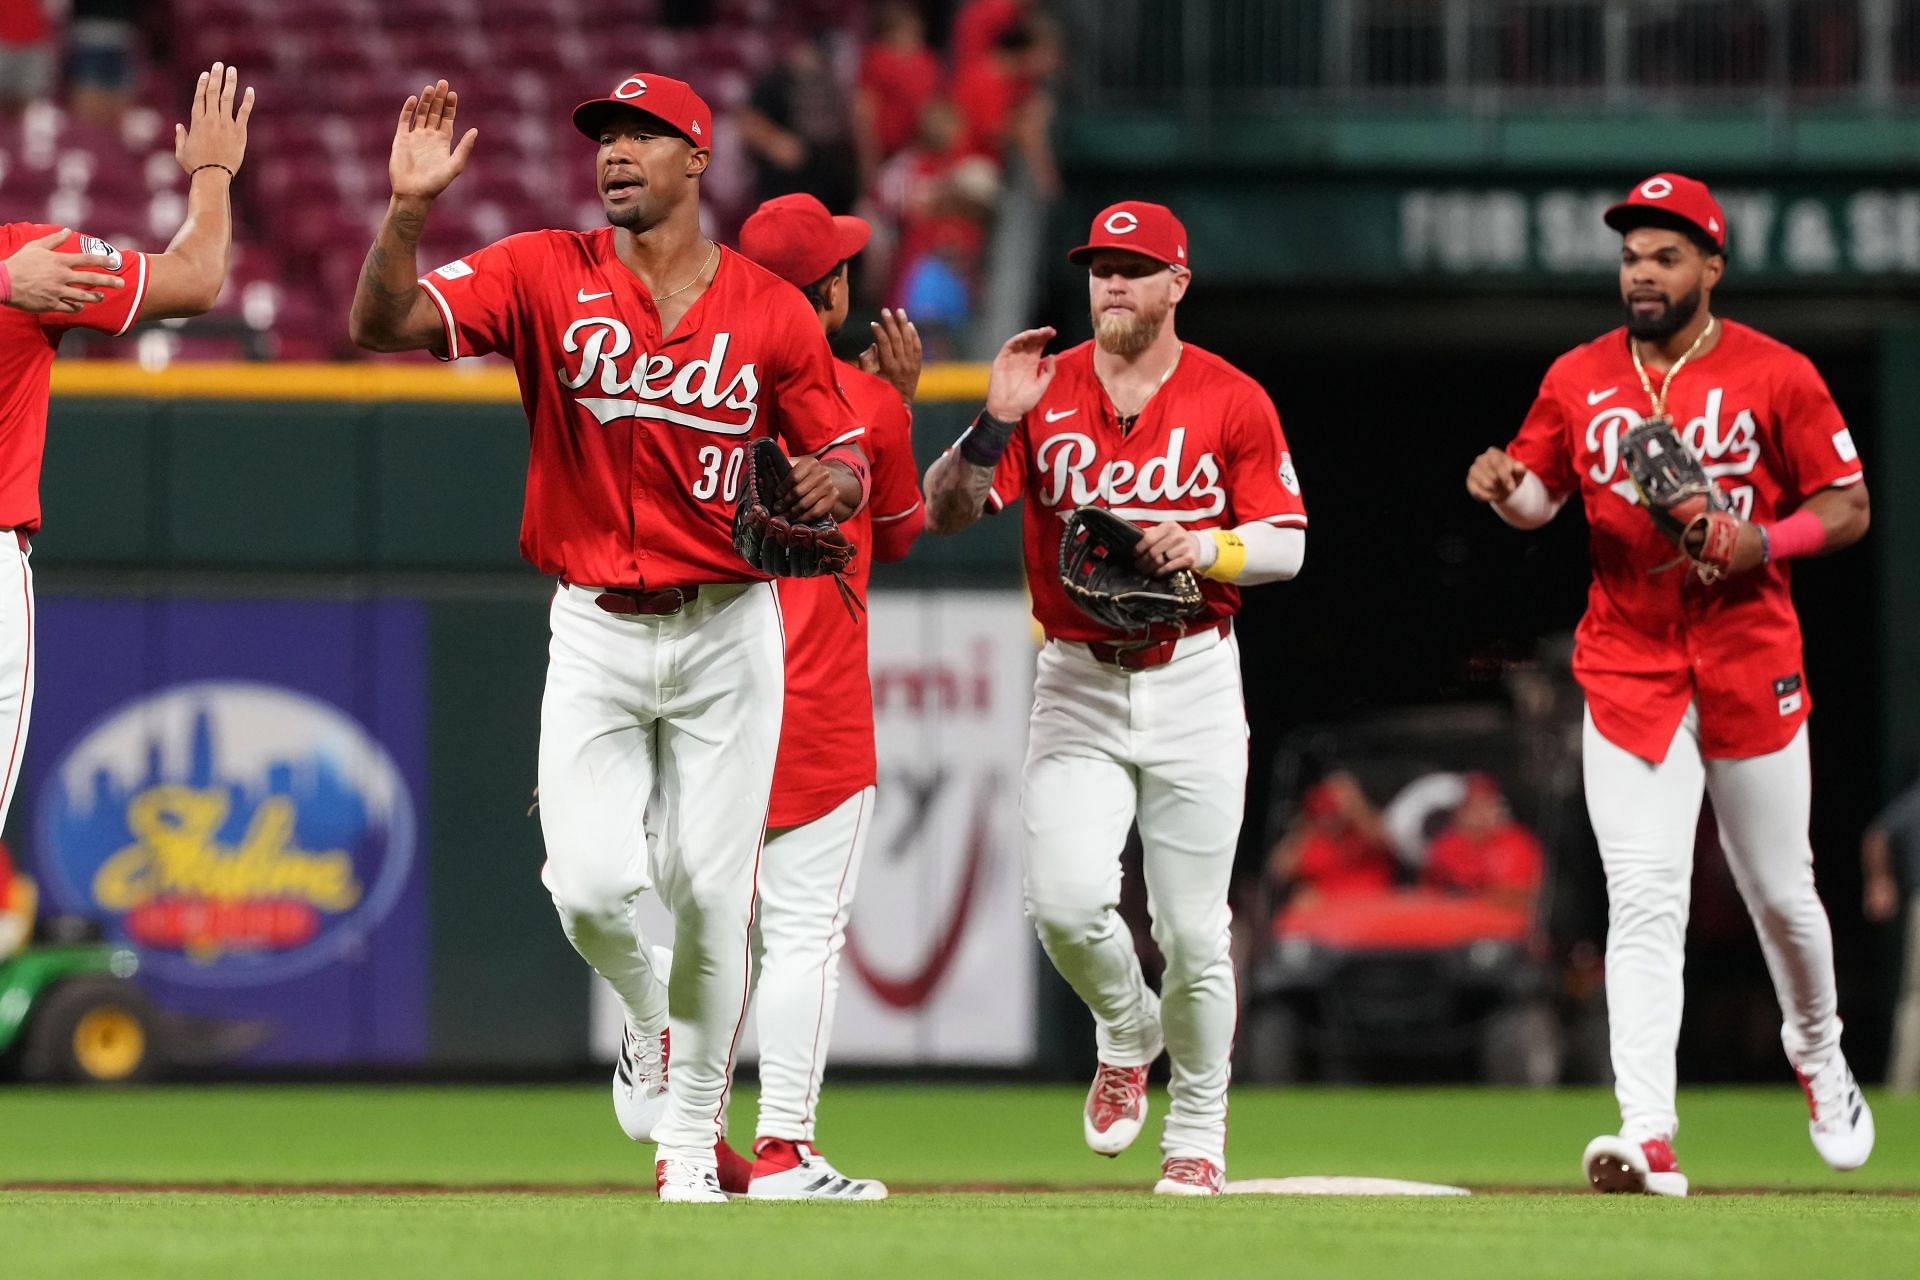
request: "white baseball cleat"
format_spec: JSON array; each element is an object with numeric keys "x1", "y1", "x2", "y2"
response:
[
  {"x1": 655, "y1": 1158, "x2": 729, "y2": 1204},
  {"x1": 1153, "y1": 1157, "x2": 1225, "y2": 1197},
  {"x1": 1083, "y1": 1062, "x2": 1152, "y2": 1156},
  {"x1": 1582, "y1": 1134, "x2": 1688, "y2": 1197},
  {"x1": 746, "y1": 1139, "x2": 888, "y2": 1201},
  {"x1": 612, "y1": 945, "x2": 674, "y2": 1142},
  {"x1": 1797, "y1": 1053, "x2": 1875, "y2": 1171}
]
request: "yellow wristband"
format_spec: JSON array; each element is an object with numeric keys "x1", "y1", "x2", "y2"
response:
[{"x1": 1201, "y1": 528, "x2": 1247, "y2": 582}]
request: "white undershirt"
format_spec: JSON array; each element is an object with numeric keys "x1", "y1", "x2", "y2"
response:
[
  {"x1": 1492, "y1": 471, "x2": 1566, "y2": 530},
  {"x1": 1191, "y1": 522, "x2": 1306, "y2": 585}
]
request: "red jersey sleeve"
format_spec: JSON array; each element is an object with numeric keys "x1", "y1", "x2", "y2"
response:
[
  {"x1": 769, "y1": 292, "x2": 864, "y2": 455},
  {"x1": 1771, "y1": 352, "x2": 1865, "y2": 501},
  {"x1": 32, "y1": 227, "x2": 149, "y2": 338},
  {"x1": 1224, "y1": 383, "x2": 1307, "y2": 528},
  {"x1": 982, "y1": 416, "x2": 1029, "y2": 512},
  {"x1": 415, "y1": 236, "x2": 525, "y2": 360},
  {"x1": 1506, "y1": 367, "x2": 1580, "y2": 499},
  {"x1": 867, "y1": 392, "x2": 924, "y2": 561}
]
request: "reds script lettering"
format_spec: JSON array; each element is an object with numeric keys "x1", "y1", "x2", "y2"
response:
[
  {"x1": 560, "y1": 319, "x2": 762, "y2": 434},
  {"x1": 1585, "y1": 387, "x2": 1761, "y2": 489},
  {"x1": 1036, "y1": 426, "x2": 1226, "y2": 520}
]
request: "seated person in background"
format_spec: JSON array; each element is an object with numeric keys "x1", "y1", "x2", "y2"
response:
[
  {"x1": 1268, "y1": 772, "x2": 1397, "y2": 906},
  {"x1": 0, "y1": 839, "x2": 36, "y2": 959},
  {"x1": 1420, "y1": 772, "x2": 1545, "y2": 911}
]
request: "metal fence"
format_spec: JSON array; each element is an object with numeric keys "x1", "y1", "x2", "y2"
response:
[{"x1": 1064, "y1": 0, "x2": 1918, "y2": 110}]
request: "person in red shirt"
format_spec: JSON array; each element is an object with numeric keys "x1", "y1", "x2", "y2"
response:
[
  {"x1": 950, "y1": 16, "x2": 1060, "y2": 200},
  {"x1": 924, "y1": 201, "x2": 1308, "y2": 1196},
  {"x1": 1268, "y1": 773, "x2": 1397, "y2": 904},
  {"x1": 347, "y1": 74, "x2": 870, "y2": 1205},
  {"x1": 853, "y1": 2, "x2": 943, "y2": 178},
  {"x1": 1, "y1": 59, "x2": 252, "y2": 834},
  {"x1": 1467, "y1": 173, "x2": 1874, "y2": 1195},
  {"x1": 736, "y1": 192, "x2": 924, "y2": 1201},
  {"x1": 1419, "y1": 773, "x2": 1544, "y2": 910}
]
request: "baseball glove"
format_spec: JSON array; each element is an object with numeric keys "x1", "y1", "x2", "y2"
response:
[
  {"x1": 1058, "y1": 505, "x2": 1205, "y2": 633},
  {"x1": 732, "y1": 437, "x2": 858, "y2": 580},
  {"x1": 1619, "y1": 417, "x2": 1739, "y2": 583}
]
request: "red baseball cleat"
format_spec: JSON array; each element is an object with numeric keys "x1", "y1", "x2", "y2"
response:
[
  {"x1": 1083, "y1": 1062, "x2": 1151, "y2": 1156},
  {"x1": 1153, "y1": 1157, "x2": 1225, "y2": 1197},
  {"x1": 1582, "y1": 1134, "x2": 1688, "y2": 1197}
]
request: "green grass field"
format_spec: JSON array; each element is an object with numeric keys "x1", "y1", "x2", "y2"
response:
[{"x1": 3, "y1": 1084, "x2": 1916, "y2": 1279}]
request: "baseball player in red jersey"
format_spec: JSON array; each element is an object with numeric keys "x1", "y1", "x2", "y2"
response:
[
  {"x1": 923, "y1": 202, "x2": 1307, "y2": 1196},
  {"x1": 348, "y1": 76, "x2": 870, "y2": 1204},
  {"x1": 0, "y1": 60, "x2": 253, "y2": 828},
  {"x1": 1467, "y1": 173, "x2": 1874, "y2": 1196},
  {"x1": 736, "y1": 193, "x2": 924, "y2": 1201}
]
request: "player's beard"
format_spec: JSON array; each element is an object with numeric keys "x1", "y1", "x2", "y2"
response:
[
  {"x1": 1624, "y1": 285, "x2": 1703, "y2": 342},
  {"x1": 1093, "y1": 301, "x2": 1168, "y2": 358}
]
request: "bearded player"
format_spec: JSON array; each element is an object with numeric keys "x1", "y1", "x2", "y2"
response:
[
  {"x1": 737, "y1": 193, "x2": 924, "y2": 1200},
  {"x1": 923, "y1": 202, "x2": 1306, "y2": 1196},
  {"x1": 1466, "y1": 174, "x2": 1874, "y2": 1195},
  {"x1": 349, "y1": 76, "x2": 869, "y2": 1203},
  {"x1": 1, "y1": 61, "x2": 253, "y2": 827}
]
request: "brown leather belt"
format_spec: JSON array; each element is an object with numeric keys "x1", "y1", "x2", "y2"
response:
[
  {"x1": 1085, "y1": 620, "x2": 1229, "y2": 671},
  {"x1": 585, "y1": 585, "x2": 699, "y2": 616}
]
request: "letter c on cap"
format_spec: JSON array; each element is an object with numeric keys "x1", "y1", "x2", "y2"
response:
[
  {"x1": 615, "y1": 77, "x2": 649, "y2": 99},
  {"x1": 1639, "y1": 177, "x2": 1673, "y2": 200},
  {"x1": 1103, "y1": 211, "x2": 1140, "y2": 235}
]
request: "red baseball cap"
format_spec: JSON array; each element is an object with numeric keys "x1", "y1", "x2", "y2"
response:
[
  {"x1": 1068, "y1": 201, "x2": 1189, "y2": 270},
  {"x1": 739, "y1": 194, "x2": 871, "y2": 288},
  {"x1": 1603, "y1": 173, "x2": 1726, "y2": 252},
  {"x1": 572, "y1": 72, "x2": 713, "y2": 148}
]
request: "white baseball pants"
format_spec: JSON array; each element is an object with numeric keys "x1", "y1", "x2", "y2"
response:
[
  {"x1": 1583, "y1": 703, "x2": 1841, "y2": 1142},
  {"x1": 752, "y1": 785, "x2": 874, "y2": 1142},
  {"x1": 1021, "y1": 630, "x2": 1246, "y2": 1168},
  {"x1": 538, "y1": 581, "x2": 783, "y2": 1166},
  {"x1": 0, "y1": 534, "x2": 32, "y2": 831}
]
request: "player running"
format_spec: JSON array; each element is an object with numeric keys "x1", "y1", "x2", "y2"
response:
[
  {"x1": 923, "y1": 201, "x2": 1306, "y2": 1196},
  {"x1": 736, "y1": 193, "x2": 925, "y2": 1201},
  {"x1": 1, "y1": 60, "x2": 253, "y2": 828},
  {"x1": 348, "y1": 75, "x2": 869, "y2": 1204},
  {"x1": 1465, "y1": 173, "x2": 1874, "y2": 1195}
]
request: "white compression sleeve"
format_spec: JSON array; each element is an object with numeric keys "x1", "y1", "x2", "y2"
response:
[
  {"x1": 1494, "y1": 471, "x2": 1565, "y2": 530},
  {"x1": 1193, "y1": 522, "x2": 1306, "y2": 585}
]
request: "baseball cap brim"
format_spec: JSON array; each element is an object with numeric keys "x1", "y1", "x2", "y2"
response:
[
  {"x1": 830, "y1": 214, "x2": 871, "y2": 263},
  {"x1": 1602, "y1": 202, "x2": 1723, "y2": 250},
  {"x1": 1066, "y1": 241, "x2": 1180, "y2": 268},
  {"x1": 572, "y1": 99, "x2": 698, "y2": 145}
]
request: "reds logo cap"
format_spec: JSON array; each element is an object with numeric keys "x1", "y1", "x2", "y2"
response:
[
  {"x1": 572, "y1": 72, "x2": 714, "y2": 148},
  {"x1": 1603, "y1": 172, "x2": 1727, "y2": 251},
  {"x1": 1068, "y1": 201, "x2": 1190, "y2": 270},
  {"x1": 739, "y1": 193, "x2": 872, "y2": 288}
]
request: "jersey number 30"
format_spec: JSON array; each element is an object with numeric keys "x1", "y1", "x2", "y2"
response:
[{"x1": 693, "y1": 445, "x2": 746, "y2": 502}]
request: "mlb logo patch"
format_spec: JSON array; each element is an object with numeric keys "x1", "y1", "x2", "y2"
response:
[
  {"x1": 79, "y1": 235, "x2": 123, "y2": 272},
  {"x1": 433, "y1": 259, "x2": 474, "y2": 280}
]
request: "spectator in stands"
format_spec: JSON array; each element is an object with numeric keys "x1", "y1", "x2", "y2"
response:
[
  {"x1": 1419, "y1": 773, "x2": 1545, "y2": 911},
  {"x1": 737, "y1": 33, "x2": 860, "y2": 216},
  {"x1": 873, "y1": 98, "x2": 997, "y2": 351},
  {"x1": 64, "y1": 0, "x2": 143, "y2": 126},
  {"x1": 0, "y1": 0, "x2": 56, "y2": 120},
  {"x1": 952, "y1": 0, "x2": 1032, "y2": 70},
  {"x1": 854, "y1": 2, "x2": 943, "y2": 184},
  {"x1": 1863, "y1": 772, "x2": 1920, "y2": 1090},
  {"x1": 950, "y1": 13, "x2": 1060, "y2": 200},
  {"x1": 1268, "y1": 772, "x2": 1398, "y2": 905}
]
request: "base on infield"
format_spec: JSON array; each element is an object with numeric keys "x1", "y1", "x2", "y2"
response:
[{"x1": 1225, "y1": 1176, "x2": 1471, "y2": 1197}]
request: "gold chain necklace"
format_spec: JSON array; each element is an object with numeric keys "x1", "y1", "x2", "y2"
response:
[
  {"x1": 1103, "y1": 341, "x2": 1183, "y2": 428},
  {"x1": 653, "y1": 240, "x2": 718, "y2": 302},
  {"x1": 1629, "y1": 316, "x2": 1717, "y2": 419}
]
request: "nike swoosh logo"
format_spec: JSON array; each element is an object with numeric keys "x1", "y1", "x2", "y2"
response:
[
  {"x1": 577, "y1": 289, "x2": 614, "y2": 303},
  {"x1": 1044, "y1": 408, "x2": 1078, "y2": 422},
  {"x1": 1587, "y1": 387, "x2": 1619, "y2": 405}
]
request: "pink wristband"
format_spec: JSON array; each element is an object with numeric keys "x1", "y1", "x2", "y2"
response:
[
  {"x1": 1761, "y1": 509, "x2": 1826, "y2": 562},
  {"x1": 0, "y1": 260, "x2": 11, "y2": 304}
]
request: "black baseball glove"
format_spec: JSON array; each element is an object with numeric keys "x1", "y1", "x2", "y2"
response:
[
  {"x1": 732, "y1": 437, "x2": 858, "y2": 579},
  {"x1": 1619, "y1": 417, "x2": 1738, "y2": 582},
  {"x1": 1058, "y1": 505, "x2": 1205, "y2": 632}
]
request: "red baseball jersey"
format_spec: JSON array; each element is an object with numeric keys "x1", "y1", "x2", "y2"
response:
[
  {"x1": 0, "y1": 223, "x2": 150, "y2": 533},
  {"x1": 1508, "y1": 320, "x2": 1864, "y2": 763},
  {"x1": 417, "y1": 230, "x2": 864, "y2": 587},
  {"x1": 1421, "y1": 825, "x2": 1545, "y2": 897},
  {"x1": 769, "y1": 363, "x2": 921, "y2": 827},
  {"x1": 984, "y1": 341, "x2": 1306, "y2": 643}
]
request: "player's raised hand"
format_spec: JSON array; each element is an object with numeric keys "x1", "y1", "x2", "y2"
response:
[
  {"x1": 175, "y1": 62, "x2": 254, "y2": 176},
  {"x1": 858, "y1": 308, "x2": 923, "y2": 403},
  {"x1": 985, "y1": 327, "x2": 1059, "y2": 421},
  {"x1": 390, "y1": 80, "x2": 479, "y2": 201},
  {"x1": 1, "y1": 229, "x2": 125, "y2": 314},
  {"x1": 1466, "y1": 448, "x2": 1530, "y2": 503},
  {"x1": 1134, "y1": 521, "x2": 1200, "y2": 578}
]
